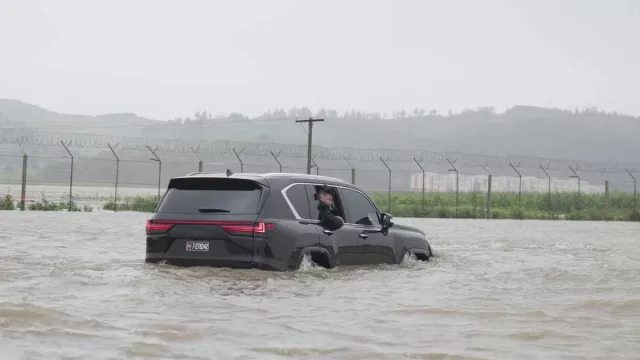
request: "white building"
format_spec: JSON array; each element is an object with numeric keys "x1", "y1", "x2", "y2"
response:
[{"x1": 409, "y1": 172, "x2": 605, "y2": 194}]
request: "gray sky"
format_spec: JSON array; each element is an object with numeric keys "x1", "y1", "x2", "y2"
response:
[{"x1": 1, "y1": 0, "x2": 639, "y2": 120}]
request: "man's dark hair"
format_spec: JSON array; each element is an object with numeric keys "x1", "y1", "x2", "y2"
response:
[{"x1": 317, "y1": 185, "x2": 334, "y2": 194}]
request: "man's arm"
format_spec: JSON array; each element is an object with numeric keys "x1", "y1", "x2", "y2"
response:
[{"x1": 318, "y1": 203, "x2": 344, "y2": 231}]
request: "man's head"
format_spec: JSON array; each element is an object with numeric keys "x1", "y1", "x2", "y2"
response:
[{"x1": 317, "y1": 186, "x2": 334, "y2": 205}]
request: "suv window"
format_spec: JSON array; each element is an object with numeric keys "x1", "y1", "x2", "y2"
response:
[
  {"x1": 156, "y1": 178, "x2": 263, "y2": 214},
  {"x1": 284, "y1": 184, "x2": 311, "y2": 219},
  {"x1": 306, "y1": 184, "x2": 347, "y2": 221},
  {"x1": 306, "y1": 185, "x2": 320, "y2": 220},
  {"x1": 339, "y1": 188, "x2": 380, "y2": 226}
]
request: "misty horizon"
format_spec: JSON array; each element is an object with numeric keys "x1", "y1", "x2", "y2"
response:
[{"x1": 1, "y1": 98, "x2": 637, "y2": 124}]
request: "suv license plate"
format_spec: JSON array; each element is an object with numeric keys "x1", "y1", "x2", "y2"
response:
[{"x1": 186, "y1": 241, "x2": 210, "y2": 252}]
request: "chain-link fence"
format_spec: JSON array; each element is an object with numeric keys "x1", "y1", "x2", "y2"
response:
[{"x1": 0, "y1": 130, "x2": 638, "y2": 220}]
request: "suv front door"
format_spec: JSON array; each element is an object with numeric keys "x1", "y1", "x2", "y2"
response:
[
  {"x1": 338, "y1": 187, "x2": 396, "y2": 265},
  {"x1": 305, "y1": 184, "x2": 361, "y2": 266}
]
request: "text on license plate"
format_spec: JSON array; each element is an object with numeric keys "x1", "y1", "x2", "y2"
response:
[{"x1": 185, "y1": 241, "x2": 210, "y2": 252}]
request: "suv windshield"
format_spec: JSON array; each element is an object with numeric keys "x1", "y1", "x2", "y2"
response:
[{"x1": 156, "y1": 177, "x2": 263, "y2": 214}]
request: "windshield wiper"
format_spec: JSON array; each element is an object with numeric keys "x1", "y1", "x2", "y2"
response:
[{"x1": 198, "y1": 208, "x2": 231, "y2": 213}]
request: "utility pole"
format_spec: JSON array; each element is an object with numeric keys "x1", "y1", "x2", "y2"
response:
[
  {"x1": 569, "y1": 165, "x2": 581, "y2": 220},
  {"x1": 296, "y1": 117, "x2": 324, "y2": 174}
]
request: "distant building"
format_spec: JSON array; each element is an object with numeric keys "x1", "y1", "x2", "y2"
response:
[{"x1": 409, "y1": 172, "x2": 605, "y2": 194}]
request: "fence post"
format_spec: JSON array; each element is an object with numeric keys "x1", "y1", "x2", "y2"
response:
[
  {"x1": 343, "y1": 156, "x2": 356, "y2": 184},
  {"x1": 60, "y1": 140, "x2": 74, "y2": 211},
  {"x1": 412, "y1": 157, "x2": 425, "y2": 211},
  {"x1": 598, "y1": 169, "x2": 608, "y2": 216},
  {"x1": 146, "y1": 145, "x2": 162, "y2": 201},
  {"x1": 192, "y1": 144, "x2": 203, "y2": 172},
  {"x1": 605, "y1": 180, "x2": 609, "y2": 213},
  {"x1": 625, "y1": 168, "x2": 637, "y2": 219},
  {"x1": 487, "y1": 174, "x2": 493, "y2": 219},
  {"x1": 311, "y1": 156, "x2": 319, "y2": 175},
  {"x1": 509, "y1": 161, "x2": 522, "y2": 208},
  {"x1": 482, "y1": 162, "x2": 492, "y2": 219},
  {"x1": 380, "y1": 156, "x2": 391, "y2": 213},
  {"x1": 16, "y1": 140, "x2": 27, "y2": 211},
  {"x1": 107, "y1": 142, "x2": 120, "y2": 212},
  {"x1": 569, "y1": 165, "x2": 581, "y2": 220},
  {"x1": 540, "y1": 164, "x2": 552, "y2": 219},
  {"x1": 447, "y1": 158, "x2": 459, "y2": 217},
  {"x1": 270, "y1": 150, "x2": 282, "y2": 172},
  {"x1": 232, "y1": 148, "x2": 244, "y2": 173}
]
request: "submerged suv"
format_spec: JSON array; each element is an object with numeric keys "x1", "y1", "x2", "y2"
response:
[{"x1": 145, "y1": 172, "x2": 433, "y2": 271}]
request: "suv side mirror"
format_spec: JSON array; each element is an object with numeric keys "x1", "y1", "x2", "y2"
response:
[{"x1": 380, "y1": 213, "x2": 394, "y2": 229}]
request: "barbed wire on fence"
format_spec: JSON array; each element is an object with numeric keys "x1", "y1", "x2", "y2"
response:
[{"x1": 1, "y1": 128, "x2": 638, "y2": 175}]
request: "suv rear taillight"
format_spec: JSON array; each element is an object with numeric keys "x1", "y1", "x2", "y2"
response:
[
  {"x1": 222, "y1": 222, "x2": 276, "y2": 235},
  {"x1": 146, "y1": 219, "x2": 173, "y2": 232},
  {"x1": 145, "y1": 219, "x2": 275, "y2": 235}
]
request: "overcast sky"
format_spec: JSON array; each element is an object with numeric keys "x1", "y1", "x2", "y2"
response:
[{"x1": 1, "y1": 0, "x2": 639, "y2": 120}]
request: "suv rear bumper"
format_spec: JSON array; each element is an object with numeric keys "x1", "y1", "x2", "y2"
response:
[{"x1": 145, "y1": 253, "x2": 291, "y2": 271}]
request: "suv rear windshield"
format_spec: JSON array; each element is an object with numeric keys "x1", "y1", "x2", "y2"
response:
[{"x1": 156, "y1": 178, "x2": 264, "y2": 214}]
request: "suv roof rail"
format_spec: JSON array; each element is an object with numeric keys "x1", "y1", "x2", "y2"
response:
[
  {"x1": 261, "y1": 172, "x2": 350, "y2": 183},
  {"x1": 185, "y1": 172, "x2": 215, "y2": 176},
  {"x1": 183, "y1": 171, "x2": 264, "y2": 178},
  {"x1": 181, "y1": 171, "x2": 350, "y2": 184}
]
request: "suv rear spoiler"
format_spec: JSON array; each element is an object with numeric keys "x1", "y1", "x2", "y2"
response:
[{"x1": 169, "y1": 174, "x2": 271, "y2": 188}]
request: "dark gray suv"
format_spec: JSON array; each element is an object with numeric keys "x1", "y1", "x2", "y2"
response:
[{"x1": 145, "y1": 172, "x2": 433, "y2": 271}]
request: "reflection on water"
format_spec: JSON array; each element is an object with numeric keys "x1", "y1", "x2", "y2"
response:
[{"x1": 1, "y1": 212, "x2": 640, "y2": 359}]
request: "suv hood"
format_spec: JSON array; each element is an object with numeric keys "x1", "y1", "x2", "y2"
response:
[{"x1": 393, "y1": 223, "x2": 426, "y2": 236}]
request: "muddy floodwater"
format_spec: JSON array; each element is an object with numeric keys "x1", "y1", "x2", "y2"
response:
[{"x1": 1, "y1": 212, "x2": 639, "y2": 360}]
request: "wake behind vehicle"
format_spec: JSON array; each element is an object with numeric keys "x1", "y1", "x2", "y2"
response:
[{"x1": 145, "y1": 171, "x2": 433, "y2": 271}]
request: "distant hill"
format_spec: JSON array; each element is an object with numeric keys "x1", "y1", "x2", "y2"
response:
[
  {"x1": 0, "y1": 99, "x2": 157, "y2": 137},
  {"x1": 1, "y1": 99, "x2": 639, "y2": 163},
  {"x1": 438, "y1": 106, "x2": 640, "y2": 163},
  {"x1": 139, "y1": 105, "x2": 640, "y2": 163}
]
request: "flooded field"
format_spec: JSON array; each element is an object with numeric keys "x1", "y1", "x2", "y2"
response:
[{"x1": 1, "y1": 212, "x2": 639, "y2": 359}]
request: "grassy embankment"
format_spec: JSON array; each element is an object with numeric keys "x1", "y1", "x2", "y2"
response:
[
  {"x1": 2, "y1": 191, "x2": 638, "y2": 221},
  {"x1": 0, "y1": 194, "x2": 94, "y2": 212},
  {"x1": 100, "y1": 191, "x2": 640, "y2": 221},
  {"x1": 370, "y1": 191, "x2": 640, "y2": 221}
]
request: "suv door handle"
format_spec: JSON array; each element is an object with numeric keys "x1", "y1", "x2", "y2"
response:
[
  {"x1": 358, "y1": 232, "x2": 369, "y2": 239},
  {"x1": 323, "y1": 229, "x2": 334, "y2": 235}
]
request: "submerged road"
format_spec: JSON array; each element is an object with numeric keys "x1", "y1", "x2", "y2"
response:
[{"x1": 1, "y1": 212, "x2": 639, "y2": 359}]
